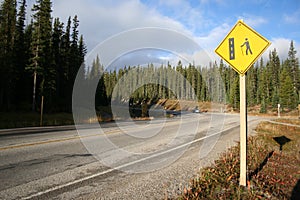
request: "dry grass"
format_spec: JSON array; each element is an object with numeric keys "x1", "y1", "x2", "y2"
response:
[{"x1": 177, "y1": 119, "x2": 300, "y2": 200}]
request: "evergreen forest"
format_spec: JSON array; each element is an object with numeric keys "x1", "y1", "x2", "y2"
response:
[
  {"x1": 0, "y1": 0, "x2": 86, "y2": 113},
  {"x1": 0, "y1": 0, "x2": 299, "y2": 117}
]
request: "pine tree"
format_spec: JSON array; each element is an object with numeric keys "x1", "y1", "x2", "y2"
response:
[
  {"x1": 279, "y1": 67, "x2": 297, "y2": 109},
  {"x1": 14, "y1": 0, "x2": 28, "y2": 108},
  {"x1": 258, "y1": 59, "x2": 267, "y2": 114},
  {"x1": 287, "y1": 41, "x2": 300, "y2": 103},
  {"x1": 229, "y1": 75, "x2": 239, "y2": 109},
  {"x1": 258, "y1": 59, "x2": 268, "y2": 107},
  {"x1": 77, "y1": 34, "x2": 87, "y2": 87},
  {"x1": 29, "y1": 0, "x2": 54, "y2": 111},
  {"x1": 70, "y1": 15, "x2": 80, "y2": 79},
  {"x1": 78, "y1": 35, "x2": 87, "y2": 66},
  {"x1": 269, "y1": 49, "x2": 280, "y2": 108},
  {"x1": 0, "y1": 0, "x2": 17, "y2": 110},
  {"x1": 219, "y1": 59, "x2": 229, "y2": 102},
  {"x1": 65, "y1": 15, "x2": 81, "y2": 111},
  {"x1": 90, "y1": 56, "x2": 108, "y2": 107},
  {"x1": 200, "y1": 68, "x2": 208, "y2": 101},
  {"x1": 0, "y1": 0, "x2": 87, "y2": 113},
  {"x1": 247, "y1": 64, "x2": 258, "y2": 106},
  {"x1": 14, "y1": 0, "x2": 26, "y2": 72},
  {"x1": 260, "y1": 97, "x2": 267, "y2": 113},
  {"x1": 58, "y1": 16, "x2": 71, "y2": 110},
  {"x1": 196, "y1": 66, "x2": 202, "y2": 101},
  {"x1": 52, "y1": 17, "x2": 64, "y2": 110}
]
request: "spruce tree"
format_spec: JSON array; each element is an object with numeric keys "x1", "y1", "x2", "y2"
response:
[
  {"x1": 14, "y1": 0, "x2": 28, "y2": 108},
  {"x1": 52, "y1": 17, "x2": 64, "y2": 110},
  {"x1": 270, "y1": 49, "x2": 280, "y2": 108},
  {"x1": 247, "y1": 64, "x2": 258, "y2": 106},
  {"x1": 0, "y1": 0, "x2": 17, "y2": 110},
  {"x1": 229, "y1": 75, "x2": 239, "y2": 109},
  {"x1": 29, "y1": 0, "x2": 54, "y2": 111},
  {"x1": 279, "y1": 67, "x2": 297, "y2": 109},
  {"x1": 59, "y1": 16, "x2": 71, "y2": 110},
  {"x1": 287, "y1": 41, "x2": 300, "y2": 103}
]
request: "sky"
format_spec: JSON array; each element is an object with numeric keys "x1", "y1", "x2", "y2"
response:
[{"x1": 10, "y1": 0, "x2": 300, "y2": 67}]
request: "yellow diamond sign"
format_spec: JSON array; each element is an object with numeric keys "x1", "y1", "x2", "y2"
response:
[{"x1": 215, "y1": 20, "x2": 271, "y2": 74}]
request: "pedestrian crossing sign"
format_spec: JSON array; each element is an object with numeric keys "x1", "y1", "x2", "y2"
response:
[{"x1": 215, "y1": 20, "x2": 271, "y2": 74}]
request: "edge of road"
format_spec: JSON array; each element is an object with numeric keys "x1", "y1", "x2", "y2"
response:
[
  {"x1": 0, "y1": 111, "x2": 201, "y2": 137},
  {"x1": 0, "y1": 121, "x2": 120, "y2": 137},
  {"x1": 3, "y1": 113, "x2": 290, "y2": 138},
  {"x1": 0, "y1": 125, "x2": 76, "y2": 136}
]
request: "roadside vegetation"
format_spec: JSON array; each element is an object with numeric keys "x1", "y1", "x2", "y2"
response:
[
  {"x1": 178, "y1": 119, "x2": 300, "y2": 199},
  {"x1": 0, "y1": 112, "x2": 74, "y2": 129}
]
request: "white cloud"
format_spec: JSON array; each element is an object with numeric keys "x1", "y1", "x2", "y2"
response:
[
  {"x1": 51, "y1": 0, "x2": 188, "y2": 51},
  {"x1": 196, "y1": 23, "x2": 231, "y2": 49},
  {"x1": 5, "y1": 0, "x2": 299, "y2": 67},
  {"x1": 154, "y1": 0, "x2": 213, "y2": 34},
  {"x1": 50, "y1": 0, "x2": 223, "y2": 68},
  {"x1": 192, "y1": 23, "x2": 231, "y2": 65},
  {"x1": 261, "y1": 37, "x2": 300, "y2": 61},
  {"x1": 237, "y1": 14, "x2": 268, "y2": 28}
]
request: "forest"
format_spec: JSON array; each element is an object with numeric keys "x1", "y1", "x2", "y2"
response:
[
  {"x1": 89, "y1": 41, "x2": 300, "y2": 114},
  {"x1": 0, "y1": 0, "x2": 86, "y2": 113},
  {"x1": 0, "y1": 0, "x2": 299, "y2": 117}
]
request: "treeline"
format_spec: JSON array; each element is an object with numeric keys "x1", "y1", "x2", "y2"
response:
[
  {"x1": 1, "y1": 0, "x2": 299, "y2": 115},
  {"x1": 89, "y1": 41, "x2": 299, "y2": 112},
  {"x1": 0, "y1": 0, "x2": 86, "y2": 112}
]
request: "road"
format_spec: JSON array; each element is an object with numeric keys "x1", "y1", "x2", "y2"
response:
[{"x1": 0, "y1": 113, "x2": 265, "y2": 199}]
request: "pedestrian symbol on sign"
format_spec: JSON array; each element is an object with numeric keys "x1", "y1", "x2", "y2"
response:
[{"x1": 241, "y1": 38, "x2": 252, "y2": 55}]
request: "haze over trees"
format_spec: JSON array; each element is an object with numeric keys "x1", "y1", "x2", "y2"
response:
[{"x1": 0, "y1": 0, "x2": 299, "y2": 115}]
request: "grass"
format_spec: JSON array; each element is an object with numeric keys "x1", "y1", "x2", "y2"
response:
[
  {"x1": 0, "y1": 106, "x2": 115, "y2": 129},
  {"x1": 178, "y1": 119, "x2": 300, "y2": 200},
  {"x1": 0, "y1": 112, "x2": 74, "y2": 129}
]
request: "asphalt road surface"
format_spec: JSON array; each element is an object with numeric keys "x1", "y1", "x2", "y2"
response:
[{"x1": 0, "y1": 113, "x2": 266, "y2": 199}]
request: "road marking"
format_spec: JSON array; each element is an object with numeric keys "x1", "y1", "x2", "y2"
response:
[
  {"x1": 0, "y1": 134, "x2": 99, "y2": 151},
  {"x1": 22, "y1": 122, "x2": 240, "y2": 200},
  {"x1": 0, "y1": 117, "x2": 197, "y2": 151},
  {"x1": 0, "y1": 129, "x2": 120, "y2": 151}
]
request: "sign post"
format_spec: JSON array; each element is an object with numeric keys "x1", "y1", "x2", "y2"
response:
[
  {"x1": 215, "y1": 20, "x2": 270, "y2": 187},
  {"x1": 239, "y1": 74, "x2": 247, "y2": 186}
]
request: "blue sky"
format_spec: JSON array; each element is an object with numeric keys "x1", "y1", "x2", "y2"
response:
[
  {"x1": 142, "y1": 0, "x2": 300, "y2": 41},
  {"x1": 10, "y1": 0, "x2": 300, "y2": 66}
]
